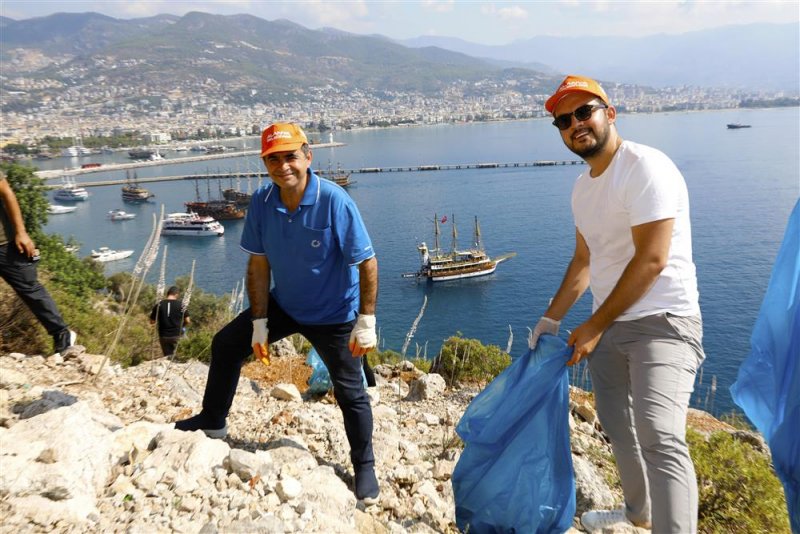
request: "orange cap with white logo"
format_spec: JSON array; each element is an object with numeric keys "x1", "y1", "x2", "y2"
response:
[
  {"x1": 545, "y1": 75, "x2": 610, "y2": 114},
  {"x1": 260, "y1": 123, "x2": 308, "y2": 157}
]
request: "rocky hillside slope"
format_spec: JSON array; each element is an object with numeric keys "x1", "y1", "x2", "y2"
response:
[{"x1": 0, "y1": 342, "x2": 737, "y2": 533}]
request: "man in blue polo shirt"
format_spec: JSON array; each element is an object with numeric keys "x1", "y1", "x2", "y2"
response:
[{"x1": 175, "y1": 122, "x2": 380, "y2": 503}]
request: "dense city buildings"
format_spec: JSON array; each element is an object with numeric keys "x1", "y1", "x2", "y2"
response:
[{"x1": 1, "y1": 60, "x2": 796, "y2": 149}]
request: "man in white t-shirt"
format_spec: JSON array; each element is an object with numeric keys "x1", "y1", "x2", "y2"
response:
[{"x1": 528, "y1": 75, "x2": 705, "y2": 533}]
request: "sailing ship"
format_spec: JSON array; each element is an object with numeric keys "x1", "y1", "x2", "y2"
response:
[
  {"x1": 184, "y1": 179, "x2": 246, "y2": 220},
  {"x1": 222, "y1": 177, "x2": 253, "y2": 207},
  {"x1": 403, "y1": 214, "x2": 515, "y2": 282},
  {"x1": 321, "y1": 162, "x2": 355, "y2": 188},
  {"x1": 726, "y1": 123, "x2": 752, "y2": 129},
  {"x1": 121, "y1": 171, "x2": 155, "y2": 202}
]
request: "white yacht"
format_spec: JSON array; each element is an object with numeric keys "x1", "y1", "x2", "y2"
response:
[
  {"x1": 90, "y1": 247, "x2": 134, "y2": 262},
  {"x1": 161, "y1": 212, "x2": 224, "y2": 237},
  {"x1": 53, "y1": 178, "x2": 89, "y2": 201}
]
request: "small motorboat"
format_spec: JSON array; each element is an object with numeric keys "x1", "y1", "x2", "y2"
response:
[
  {"x1": 108, "y1": 209, "x2": 137, "y2": 221},
  {"x1": 90, "y1": 247, "x2": 134, "y2": 262},
  {"x1": 48, "y1": 204, "x2": 77, "y2": 214}
]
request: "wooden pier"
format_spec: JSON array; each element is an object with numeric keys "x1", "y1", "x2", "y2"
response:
[{"x1": 43, "y1": 159, "x2": 584, "y2": 188}]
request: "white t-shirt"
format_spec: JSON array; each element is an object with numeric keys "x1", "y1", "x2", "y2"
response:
[{"x1": 571, "y1": 140, "x2": 700, "y2": 321}]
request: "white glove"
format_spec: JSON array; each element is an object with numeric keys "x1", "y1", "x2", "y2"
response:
[
  {"x1": 252, "y1": 318, "x2": 269, "y2": 365},
  {"x1": 528, "y1": 316, "x2": 560, "y2": 349},
  {"x1": 349, "y1": 314, "x2": 377, "y2": 356}
]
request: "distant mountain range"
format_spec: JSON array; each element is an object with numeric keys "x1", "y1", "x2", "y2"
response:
[
  {"x1": 0, "y1": 11, "x2": 558, "y2": 103},
  {"x1": 402, "y1": 23, "x2": 800, "y2": 91},
  {"x1": 0, "y1": 11, "x2": 796, "y2": 107}
]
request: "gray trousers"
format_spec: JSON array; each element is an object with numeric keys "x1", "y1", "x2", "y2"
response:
[{"x1": 588, "y1": 313, "x2": 705, "y2": 534}]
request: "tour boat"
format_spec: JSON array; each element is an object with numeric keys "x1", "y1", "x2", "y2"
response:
[
  {"x1": 161, "y1": 212, "x2": 225, "y2": 237},
  {"x1": 403, "y1": 215, "x2": 515, "y2": 282},
  {"x1": 53, "y1": 178, "x2": 89, "y2": 201}
]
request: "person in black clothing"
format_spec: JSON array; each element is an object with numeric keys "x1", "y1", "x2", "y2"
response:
[
  {"x1": 0, "y1": 171, "x2": 76, "y2": 355},
  {"x1": 150, "y1": 286, "x2": 190, "y2": 357}
]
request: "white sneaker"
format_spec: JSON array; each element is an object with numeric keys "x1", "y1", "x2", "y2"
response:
[{"x1": 581, "y1": 508, "x2": 648, "y2": 532}]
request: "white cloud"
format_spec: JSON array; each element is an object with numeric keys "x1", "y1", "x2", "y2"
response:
[{"x1": 496, "y1": 5, "x2": 528, "y2": 20}]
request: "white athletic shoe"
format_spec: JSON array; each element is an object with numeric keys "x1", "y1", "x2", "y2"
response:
[{"x1": 581, "y1": 508, "x2": 649, "y2": 532}]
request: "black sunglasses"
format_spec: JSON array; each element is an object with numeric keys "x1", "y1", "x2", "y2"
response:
[{"x1": 552, "y1": 103, "x2": 608, "y2": 130}]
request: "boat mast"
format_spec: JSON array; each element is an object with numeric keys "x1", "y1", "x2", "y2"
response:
[
  {"x1": 433, "y1": 213, "x2": 440, "y2": 254},
  {"x1": 474, "y1": 216, "x2": 483, "y2": 250},
  {"x1": 451, "y1": 214, "x2": 457, "y2": 253}
]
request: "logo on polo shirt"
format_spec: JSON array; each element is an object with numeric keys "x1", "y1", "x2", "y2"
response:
[{"x1": 311, "y1": 239, "x2": 321, "y2": 248}]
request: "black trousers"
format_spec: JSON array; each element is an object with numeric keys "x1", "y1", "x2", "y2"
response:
[
  {"x1": 159, "y1": 336, "x2": 180, "y2": 357},
  {"x1": 202, "y1": 298, "x2": 375, "y2": 469},
  {"x1": 0, "y1": 243, "x2": 68, "y2": 340}
]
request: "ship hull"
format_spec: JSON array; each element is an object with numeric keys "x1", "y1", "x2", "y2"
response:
[{"x1": 428, "y1": 263, "x2": 498, "y2": 281}]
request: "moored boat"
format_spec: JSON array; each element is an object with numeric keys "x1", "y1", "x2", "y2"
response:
[
  {"x1": 222, "y1": 187, "x2": 252, "y2": 206},
  {"x1": 403, "y1": 215, "x2": 515, "y2": 282},
  {"x1": 128, "y1": 148, "x2": 154, "y2": 160},
  {"x1": 184, "y1": 200, "x2": 245, "y2": 220},
  {"x1": 161, "y1": 212, "x2": 225, "y2": 237},
  {"x1": 53, "y1": 178, "x2": 89, "y2": 201},
  {"x1": 90, "y1": 247, "x2": 134, "y2": 262}
]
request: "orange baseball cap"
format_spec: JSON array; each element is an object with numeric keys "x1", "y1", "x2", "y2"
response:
[
  {"x1": 545, "y1": 75, "x2": 610, "y2": 114},
  {"x1": 260, "y1": 123, "x2": 308, "y2": 157}
]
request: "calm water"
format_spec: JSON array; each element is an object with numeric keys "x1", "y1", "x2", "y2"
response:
[{"x1": 42, "y1": 108, "x2": 800, "y2": 415}]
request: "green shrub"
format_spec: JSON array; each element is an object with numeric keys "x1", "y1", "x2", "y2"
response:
[
  {"x1": 689, "y1": 428, "x2": 790, "y2": 533},
  {"x1": 431, "y1": 335, "x2": 511, "y2": 386},
  {"x1": 369, "y1": 349, "x2": 403, "y2": 367}
]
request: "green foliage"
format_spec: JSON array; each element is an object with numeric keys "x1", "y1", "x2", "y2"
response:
[
  {"x1": 173, "y1": 330, "x2": 215, "y2": 363},
  {"x1": 1, "y1": 162, "x2": 48, "y2": 237},
  {"x1": 366, "y1": 349, "x2": 431, "y2": 374},
  {"x1": 689, "y1": 429, "x2": 790, "y2": 533},
  {"x1": 369, "y1": 349, "x2": 403, "y2": 367},
  {"x1": 431, "y1": 335, "x2": 511, "y2": 386},
  {"x1": 38, "y1": 234, "x2": 106, "y2": 297}
]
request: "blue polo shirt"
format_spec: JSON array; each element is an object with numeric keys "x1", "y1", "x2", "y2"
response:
[{"x1": 240, "y1": 170, "x2": 375, "y2": 324}]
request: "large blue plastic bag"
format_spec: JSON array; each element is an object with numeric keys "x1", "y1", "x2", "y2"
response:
[
  {"x1": 306, "y1": 348, "x2": 367, "y2": 395},
  {"x1": 731, "y1": 199, "x2": 800, "y2": 532},
  {"x1": 452, "y1": 334, "x2": 575, "y2": 533}
]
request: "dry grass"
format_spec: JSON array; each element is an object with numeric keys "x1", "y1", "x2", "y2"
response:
[{"x1": 241, "y1": 354, "x2": 313, "y2": 393}]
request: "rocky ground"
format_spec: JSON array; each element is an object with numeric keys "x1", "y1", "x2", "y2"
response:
[{"x1": 0, "y1": 341, "x2": 737, "y2": 534}]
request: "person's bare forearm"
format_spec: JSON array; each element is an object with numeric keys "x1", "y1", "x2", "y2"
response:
[
  {"x1": 0, "y1": 179, "x2": 35, "y2": 256},
  {"x1": 357, "y1": 257, "x2": 378, "y2": 315},
  {"x1": 246, "y1": 255, "x2": 270, "y2": 318}
]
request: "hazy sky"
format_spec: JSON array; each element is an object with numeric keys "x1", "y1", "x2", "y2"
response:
[{"x1": 2, "y1": 1, "x2": 798, "y2": 45}]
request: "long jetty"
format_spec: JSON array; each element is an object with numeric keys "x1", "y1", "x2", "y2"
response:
[
  {"x1": 35, "y1": 142, "x2": 346, "y2": 180},
  {"x1": 44, "y1": 159, "x2": 584, "y2": 188}
]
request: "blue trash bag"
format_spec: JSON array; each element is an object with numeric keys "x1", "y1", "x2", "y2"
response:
[
  {"x1": 452, "y1": 334, "x2": 576, "y2": 534},
  {"x1": 306, "y1": 348, "x2": 367, "y2": 395},
  {"x1": 731, "y1": 199, "x2": 800, "y2": 532}
]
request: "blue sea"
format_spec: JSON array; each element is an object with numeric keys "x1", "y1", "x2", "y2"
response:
[{"x1": 40, "y1": 108, "x2": 800, "y2": 416}]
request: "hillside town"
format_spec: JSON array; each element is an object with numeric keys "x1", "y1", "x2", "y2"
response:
[{"x1": 1, "y1": 69, "x2": 794, "y2": 150}]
